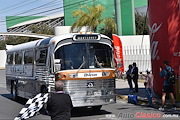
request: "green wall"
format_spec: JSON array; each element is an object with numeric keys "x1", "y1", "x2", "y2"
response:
[
  {"x1": 121, "y1": 0, "x2": 136, "y2": 35},
  {"x1": 134, "y1": 0, "x2": 147, "y2": 8},
  {"x1": 64, "y1": 0, "x2": 147, "y2": 35},
  {"x1": 6, "y1": 0, "x2": 147, "y2": 35},
  {"x1": 6, "y1": 16, "x2": 44, "y2": 28}
]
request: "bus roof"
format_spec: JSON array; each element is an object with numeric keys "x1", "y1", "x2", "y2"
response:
[
  {"x1": 6, "y1": 39, "x2": 42, "y2": 52},
  {"x1": 6, "y1": 33, "x2": 111, "y2": 52}
]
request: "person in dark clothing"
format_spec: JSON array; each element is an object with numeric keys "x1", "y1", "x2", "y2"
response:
[
  {"x1": 131, "y1": 62, "x2": 139, "y2": 93},
  {"x1": 126, "y1": 64, "x2": 133, "y2": 92},
  {"x1": 159, "y1": 60, "x2": 176, "y2": 111},
  {"x1": 47, "y1": 81, "x2": 73, "y2": 120}
]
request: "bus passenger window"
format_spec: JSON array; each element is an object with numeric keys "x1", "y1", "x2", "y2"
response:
[
  {"x1": 7, "y1": 53, "x2": 13, "y2": 64},
  {"x1": 36, "y1": 49, "x2": 47, "y2": 65},
  {"x1": 15, "y1": 52, "x2": 23, "y2": 64},
  {"x1": 24, "y1": 51, "x2": 33, "y2": 64}
]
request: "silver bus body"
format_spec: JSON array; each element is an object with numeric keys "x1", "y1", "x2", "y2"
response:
[{"x1": 6, "y1": 33, "x2": 116, "y2": 107}]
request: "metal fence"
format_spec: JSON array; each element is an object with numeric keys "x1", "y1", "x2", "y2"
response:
[{"x1": 123, "y1": 44, "x2": 151, "y2": 73}]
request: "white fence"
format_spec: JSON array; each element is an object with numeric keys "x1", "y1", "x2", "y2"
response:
[
  {"x1": 120, "y1": 35, "x2": 151, "y2": 72},
  {"x1": 0, "y1": 50, "x2": 6, "y2": 69}
]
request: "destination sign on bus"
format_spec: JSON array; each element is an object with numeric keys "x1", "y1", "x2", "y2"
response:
[
  {"x1": 78, "y1": 72, "x2": 102, "y2": 78},
  {"x1": 73, "y1": 34, "x2": 100, "y2": 41}
]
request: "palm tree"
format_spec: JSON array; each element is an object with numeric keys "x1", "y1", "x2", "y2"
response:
[
  {"x1": 99, "y1": 17, "x2": 116, "y2": 38},
  {"x1": 70, "y1": 4, "x2": 104, "y2": 32}
]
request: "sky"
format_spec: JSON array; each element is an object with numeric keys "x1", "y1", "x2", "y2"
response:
[{"x1": 0, "y1": 0, "x2": 64, "y2": 32}]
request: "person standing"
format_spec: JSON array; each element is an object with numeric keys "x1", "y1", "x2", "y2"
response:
[
  {"x1": 131, "y1": 62, "x2": 139, "y2": 93},
  {"x1": 159, "y1": 60, "x2": 176, "y2": 111},
  {"x1": 126, "y1": 64, "x2": 133, "y2": 92},
  {"x1": 141, "y1": 69, "x2": 154, "y2": 107},
  {"x1": 47, "y1": 81, "x2": 73, "y2": 120}
]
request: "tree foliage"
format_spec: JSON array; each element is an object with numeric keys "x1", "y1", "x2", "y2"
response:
[
  {"x1": 71, "y1": 4, "x2": 105, "y2": 32},
  {"x1": 71, "y1": 4, "x2": 116, "y2": 38},
  {"x1": 0, "y1": 40, "x2": 6, "y2": 50},
  {"x1": 135, "y1": 12, "x2": 149, "y2": 35},
  {"x1": 28, "y1": 23, "x2": 54, "y2": 35},
  {"x1": 99, "y1": 17, "x2": 116, "y2": 39},
  {"x1": 0, "y1": 36, "x2": 34, "y2": 50}
]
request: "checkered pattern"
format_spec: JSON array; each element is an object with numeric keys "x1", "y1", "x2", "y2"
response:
[{"x1": 14, "y1": 93, "x2": 49, "y2": 120}]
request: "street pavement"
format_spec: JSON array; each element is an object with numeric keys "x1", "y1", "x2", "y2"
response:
[
  {"x1": 0, "y1": 69, "x2": 179, "y2": 109},
  {"x1": 0, "y1": 70, "x2": 179, "y2": 119},
  {"x1": 115, "y1": 78, "x2": 180, "y2": 110},
  {"x1": 116, "y1": 78, "x2": 154, "y2": 101},
  {"x1": 0, "y1": 69, "x2": 6, "y2": 88}
]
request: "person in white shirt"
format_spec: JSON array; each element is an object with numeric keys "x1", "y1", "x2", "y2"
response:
[{"x1": 141, "y1": 69, "x2": 154, "y2": 107}]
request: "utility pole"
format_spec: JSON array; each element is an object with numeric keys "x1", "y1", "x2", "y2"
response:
[{"x1": 114, "y1": 0, "x2": 122, "y2": 36}]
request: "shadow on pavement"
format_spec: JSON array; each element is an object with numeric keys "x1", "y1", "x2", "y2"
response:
[
  {"x1": 1, "y1": 93, "x2": 27, "y2": 105},
  {"x1": 1, "y1": 93, "x2": 112, "y2": 118},
  {"x1": 71, "y1": 107, "x2": 111, "y2": 117},
  {"x1": 116, "y1": 87, "x2": 147, "y2": 98},
  {"x1": 116, "y1": 88, "x2": 180, "y2": 115}
]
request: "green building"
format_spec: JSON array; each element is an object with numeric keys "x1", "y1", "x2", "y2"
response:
[
  {"x1": 6, "y1": 16, "x2": 44, "y2": 28},
  {"x1": 5, "y1": 14, "x2": 64, "y2": 33},
  {"x1": 63, "y1": 0, "x2": 147, "y2": 35}
]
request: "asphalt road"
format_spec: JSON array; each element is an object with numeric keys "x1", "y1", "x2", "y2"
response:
[
  {"x1": 0, "y1": 69, "x2": 6, "y2": 88},
  {"x1": 1, "y1": 87, "x2": 180, "y2": 120},
  {"x1": 0, "y1": 70, "x2": 179, "y2": 120}
]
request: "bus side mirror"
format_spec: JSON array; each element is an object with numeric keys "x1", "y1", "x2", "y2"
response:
[{"x1": 54, "y1": 59, "x2": 61, "y2": 72}]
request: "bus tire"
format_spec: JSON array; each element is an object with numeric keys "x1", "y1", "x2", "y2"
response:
[
  {"x1": 92, "y1": 105, "x2": 102, "y2": 111},
  {"x1": 40, "y1": 86, "x2": 48, "y2": 93},
  {"x1": 11, "y1": 81, "x2": 18, "y2": 100}
]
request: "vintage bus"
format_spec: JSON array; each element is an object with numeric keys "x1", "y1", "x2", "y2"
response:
[{"x1": 6, "y1": 33, "x2": 116, "y2": 110}]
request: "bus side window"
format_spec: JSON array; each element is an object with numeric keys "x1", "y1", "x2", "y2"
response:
[
  {"x1": 15, "y1": 52, "x2": 23, "y2": 64},
  {"x1": 7, "y1": 53, "x2": 13, "y2": 65},
  {"x1": 36, "y1": 48, "x2": 47, "y2": 65},
  {"x1": 24, "y1": 50, "x2": 34, "y2": 64}
]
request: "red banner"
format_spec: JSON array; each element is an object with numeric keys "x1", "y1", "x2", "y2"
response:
[
  {"x1": 112, "y1": 34, "x2": 124, "y2": 73},
  {"x1": 148, "y1": 0, "x2": 180, "y2": 95}
]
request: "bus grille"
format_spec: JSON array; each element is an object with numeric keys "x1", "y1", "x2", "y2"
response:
[{"x1": 63, "y1": 79, "x2": 115, "y2": 107}]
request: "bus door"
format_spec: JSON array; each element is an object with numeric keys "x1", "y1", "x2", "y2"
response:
[
  {"x1": 23, "y1": 50, "x2": 36, "y2": 97},
  {"x1": 14, "y1": 51, "x2": 25, "y2": 97},
  {"x1": 34, "y1": 47, "x2": 49, "y2": 93}
]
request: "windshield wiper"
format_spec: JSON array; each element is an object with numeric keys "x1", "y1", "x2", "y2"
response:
[{"x1": 76, "y1": 56, "x2": 86, "y2": 75}]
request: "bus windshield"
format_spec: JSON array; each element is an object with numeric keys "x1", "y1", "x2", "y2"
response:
[{"x1": 55, "y1": 43, "x2": 112, "y2": 70}]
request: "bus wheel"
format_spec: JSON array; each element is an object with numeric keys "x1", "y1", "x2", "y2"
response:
[
  {"x1": 11, "y1": 81, "x2": 18, "y2": 100},
  {"x1": 41, "y1": 86, "x2": 48, "y2": 93},
  {"x1": 92, "y1": 105, "x2": 102, "y2": 111}
]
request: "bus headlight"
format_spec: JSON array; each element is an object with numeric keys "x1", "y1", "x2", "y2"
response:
[
  {"x1": 102, "y1": 72, "x2": 110, "y2": 76},
  {"x1": 69, "y1": 73, "x2": 78, "y2": 78},
  {"x1": 110, "y1": 98, "x2": 115, "y2": 102},
  {"x1": 58, "y1": 74, "x2": 66, "y2": 79}
]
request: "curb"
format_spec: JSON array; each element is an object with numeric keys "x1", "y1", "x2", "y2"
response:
[{"x1": 116, "y1": 95, "x2": 180, "y2": 110}]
